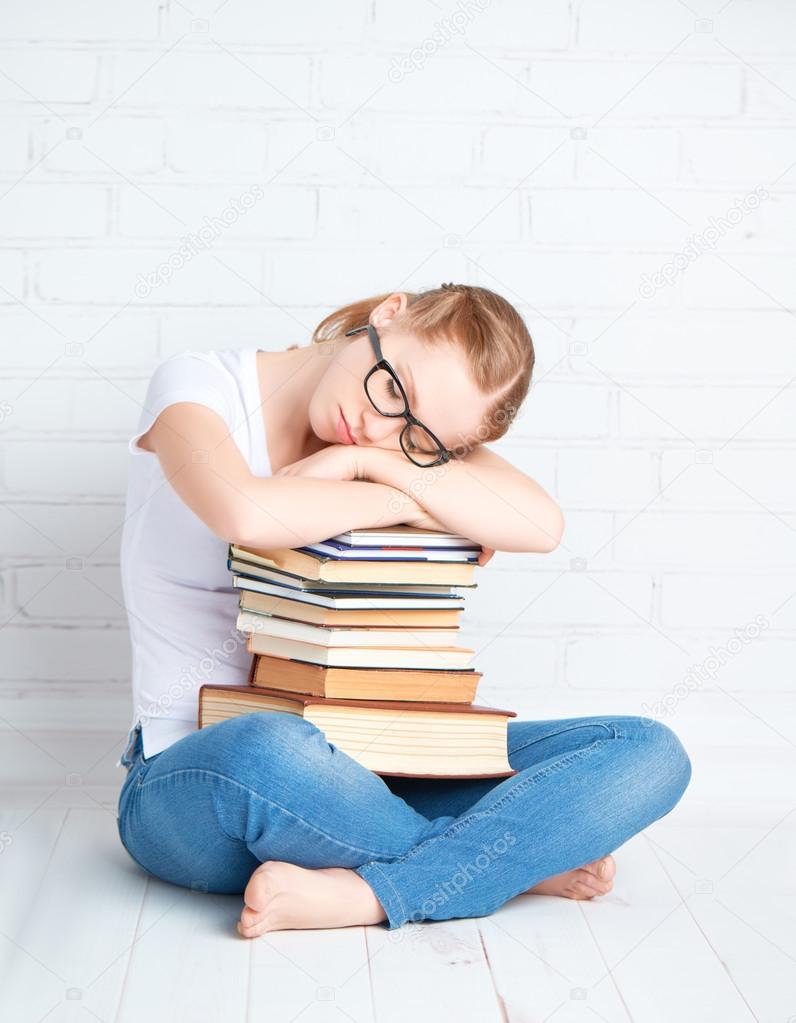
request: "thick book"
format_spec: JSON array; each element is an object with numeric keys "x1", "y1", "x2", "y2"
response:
[
  {"x1": 230, "y1": 544, "x2": 477, "y2": 586},
  {"x1": 236, "y1": 608, "x2": 460, "y2": 649},
  {"x1": 328, "y1": 526, "x2": 479, "y2": 550},
  {"x1": 238, "y1": 587, "x2": 463, "y2": 627},
  {"x1": 198, "y1": 684, "x2": 517, "y2": 779},
  {"x1": 232, "y1": 572, "x2": 467, "y2": 609},
  {"x1": 250, "y1": 652, "x2": 482, "y2": 703},
  {"x1": 245, "y1": 632, "x2": 474, "y2": 669}
]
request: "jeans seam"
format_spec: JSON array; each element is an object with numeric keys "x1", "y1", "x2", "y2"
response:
[
  {"x1": 509, "y1": 719, "x2": 619, "y2": 757},
  {"x1": 136, "y1": 766, "x2": 408, "y2": 860},
  {"x1": 383, "y1": 738, "x2": 613, "y2": 866},
  {"x1": 359, "y1": 862, "x2": 408, "y2": 926}
]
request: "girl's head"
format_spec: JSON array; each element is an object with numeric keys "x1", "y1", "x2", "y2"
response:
[{"x1": 302, "y1": 283, "x2": 535, "y2": 459}]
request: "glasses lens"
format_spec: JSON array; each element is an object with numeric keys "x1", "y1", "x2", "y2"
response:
[
  {"x1": 366, "y1": 368, "x2": 407, "y2": 415},
  {"x1": 402, "y1": 423, "x2": 444, "y2": 465}
]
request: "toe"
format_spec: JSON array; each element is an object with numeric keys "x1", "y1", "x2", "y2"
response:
[
  {"x1": 577, "y1": 873, "x2": 613, "y2": 897},
  {"x1": 239, "y1": 906, "x2": 261, "y2": 928},
  {"x1": 243, "y1": 861, "x2": 280, "y2": 914},
  {"x1": 238, "y1": 917, "x2": 269, "y2": 939},
  {"x1": 583, "y1": 855, "x2": 616, "y2": 883},
  {"x1": 572, "y1": 878, "x2": 598, "y2": 898}
]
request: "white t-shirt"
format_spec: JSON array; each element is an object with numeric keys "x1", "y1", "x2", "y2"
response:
[{"x1": 118, "y1": 347, "x2": 272, "y2": 762}]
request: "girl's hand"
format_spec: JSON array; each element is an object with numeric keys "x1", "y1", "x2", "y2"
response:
[
  {"x1": 273, "y1": 444, "x2": 373, "y2": 482},
  {"x1": 477, "y1": 546, "x2": 496, "y2": 567}
]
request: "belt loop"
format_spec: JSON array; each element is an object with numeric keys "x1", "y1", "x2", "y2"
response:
[{"x1": 118, "y1": 722, "x2": 142, "y2": 769}]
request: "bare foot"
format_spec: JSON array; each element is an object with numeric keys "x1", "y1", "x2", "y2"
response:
[
  {"x1": 237, "y1": 861, "x2": 387, "y2": 938},
  {"x1": 526, "y1": 853, "x2": 616, "y2": 900}
]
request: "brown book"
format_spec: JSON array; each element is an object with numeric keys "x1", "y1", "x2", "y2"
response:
[
  {"x1": 251, "y1": 653, "x2": 481, "y2": 703},
  {"x1": 239, "y1": 588, "x2": 463, "y2": 628},
  {"x1": 231, "y1": 544, "x2": 476, "y2": 586},
  {"x1": 198, "y1": 684, "x2": 517, "y2": 779}
]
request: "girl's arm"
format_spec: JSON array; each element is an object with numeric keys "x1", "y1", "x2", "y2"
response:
[
  {"x1": 235, "y1": 477, "x2": 446, "y2": 549},
  {"x1": 143, "y1": 402, "x2": 446, "y2": 549},
  {"x1": 359, "y1": 445, "x2": 564, "y2": 554},
  {"x1": 271, "y1": 441, "x2": 563, "y2": 554}
]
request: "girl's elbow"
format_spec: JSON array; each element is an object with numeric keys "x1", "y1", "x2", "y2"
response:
[{"x1": 536, "y1": 505, "x2": 565, "y2": 553}]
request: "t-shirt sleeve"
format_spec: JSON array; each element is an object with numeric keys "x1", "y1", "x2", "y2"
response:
[{"x1": 130, "y1": 351, "x2": 236, "y2": 456}]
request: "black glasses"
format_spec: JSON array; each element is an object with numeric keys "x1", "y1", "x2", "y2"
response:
[{"x1": 343, "y1": 322, "x2": 454, "y2": 467}]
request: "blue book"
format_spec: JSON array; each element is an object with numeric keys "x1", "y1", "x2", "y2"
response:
[{"x1": 299, "y1": 539, "x2": 479, "y2": 562}]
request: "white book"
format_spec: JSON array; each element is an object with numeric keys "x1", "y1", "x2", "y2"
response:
[
  {"x1": 245, "y1": 632, "x2": 474, "y2": 669},
  {"x1": 329, "y1": 526, "x2": 478, "y2": 549},
  {"x1": 236, "y1": 609, "x2": 459, "y2": 648}
]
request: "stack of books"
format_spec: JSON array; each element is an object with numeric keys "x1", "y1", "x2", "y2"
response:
[{"x1": 198, "y1": 526, "x2": 517, "y2": 779}]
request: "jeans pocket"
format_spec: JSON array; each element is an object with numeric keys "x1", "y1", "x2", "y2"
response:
[{"x1": 136, "y1": 749, "x2": 162, "y2": 784}]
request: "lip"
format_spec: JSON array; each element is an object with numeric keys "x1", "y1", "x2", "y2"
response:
[{"x1": 337, "y1": 408, "x2": 356, "y2": 445}]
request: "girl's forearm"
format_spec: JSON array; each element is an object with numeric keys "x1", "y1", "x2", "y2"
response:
[
  {"x1": 232, "y1": 475, "x2": 436, "y2": 549},
  {"x1": 364, "y1": 451, "x2": 564, "y2": 553}
]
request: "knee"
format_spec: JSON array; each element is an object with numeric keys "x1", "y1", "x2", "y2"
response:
[
  {"x1": 202, "y1": 711, "x2": 332, "y2": 784},
  {"x1": 215, "y1": 709, "x2": 316, "y2": 744},
  {"x1": 644, "y1": 717, "x2": 692, "y2": 782},
  {"x1": 625, "y1": 716, "x2": 693, "y2": 810}
]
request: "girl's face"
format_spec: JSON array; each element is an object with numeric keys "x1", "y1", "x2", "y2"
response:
[{"x1": 308, "y1": 313, "x2": 494, "y2": 459}]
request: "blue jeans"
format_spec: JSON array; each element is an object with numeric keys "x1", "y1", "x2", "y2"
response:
[{"x1": 116, "y1": 711, "x2": 691, "y2": 929}]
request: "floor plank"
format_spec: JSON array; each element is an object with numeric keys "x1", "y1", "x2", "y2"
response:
[
  {"x1": 117, "y1": 877, "x2": 249, "y2": 1023},
  {"x1": 249, "y1": 926, "x2": 375, "y2": 1022},
  {"x1": 0, "y1": 808, "x2": 147, "y2": 1023},
  {"x1": 365, "y1": 918, "x2": 505, "y2": 1023},
  {"x1": 480, "y1": 892, "x2": 632, "y2": 1022},
  {"x1": 0, "y1": 804, "x2": 69, "y2": 1021},
  {"x1": 648, "y1": 811, "x2": 796, "y2": 1022},
  {"x1": 583, "y1": 829, "x2": 757, "y2": 1023}
]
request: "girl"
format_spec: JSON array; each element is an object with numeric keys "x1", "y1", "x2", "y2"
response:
[{"x1": 116, "y1": 283, "x2": 691, "y2": 936}]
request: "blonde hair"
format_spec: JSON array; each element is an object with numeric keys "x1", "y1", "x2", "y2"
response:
[{"x1": 291, "y1": 283, "x2": 534, "y2": 450}]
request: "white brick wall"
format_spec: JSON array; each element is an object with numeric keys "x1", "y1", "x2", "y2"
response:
[{"x1": 1, "y1": 0, "x2": 794, "y2": 734}]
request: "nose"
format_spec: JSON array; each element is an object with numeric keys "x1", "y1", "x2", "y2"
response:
[{"x1": 361, "y1": 409, "x2": 403, "y2": 446}]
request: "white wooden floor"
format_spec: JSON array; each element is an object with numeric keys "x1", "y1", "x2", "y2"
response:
[{"x1": 1, "y1": 688, "x2": 795, "y2": 1023}]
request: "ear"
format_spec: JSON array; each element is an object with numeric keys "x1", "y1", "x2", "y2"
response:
[{"x1": 372, "y1": 292, "x2": 408, "y2": 327}]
